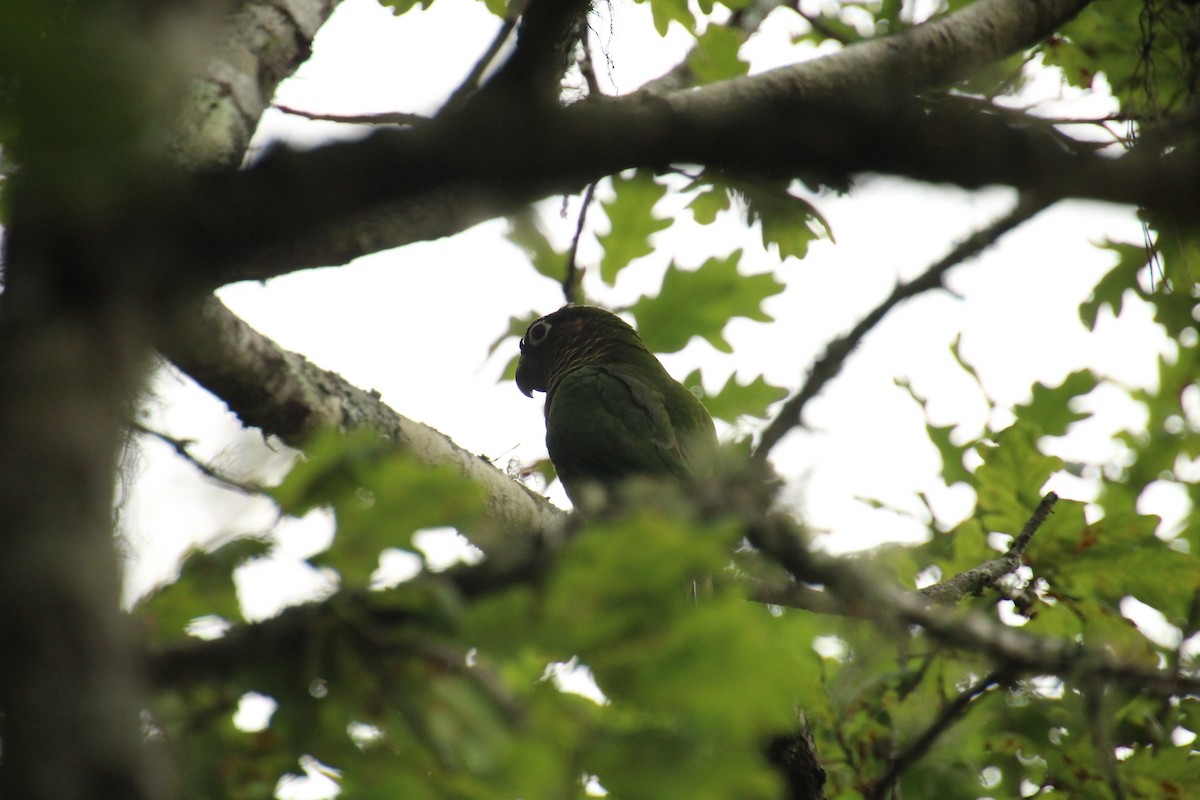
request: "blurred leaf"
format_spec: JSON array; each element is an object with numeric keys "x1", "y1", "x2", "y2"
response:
[
  {"x1": 1036, "y1": 507, "x2": 1200, "y2": 618},
  {"x1": 598, "y1": 171, "x2": 671, "y2": 284},
  {"x1": 631, "y1": 250, "x2": 783, "y2": 353},
  {"x1": 975, "y1": 421, "x2": 1063, "y2": 535},
  {"x1": 1150, "y1": 224, "x2": 1200, "y2": 291},
  {"x1": 636, "y1": 0, "x2": 696, "y2": 35},
  {"x1": 136, "y1": 537, "x2": 271, "y2": 640},
  {"x1": 271, "y1": 429, "x2": 486, "y2": 587},
  {"x1": 538, "y1": 511, "x2": 803, "y2": 798},
  {"x1": 1043, "y1": 3, "x2": 1195, "y2": 117},
  {"x1": 684, "y1": 368, "x2": 788, "y2": 422},
  {"x1": 896, "y1": 376, "x2": 974, "y2": 488},
  {"x1": 1079, "y1": 240, "x2": 1147, "y2": 330},
  {"x1": 686, "y1": 26, "x2": 748, "y2": 84},
  {"x1": 507, "y1": 210, "x2": 565, "y2": 283},
  {"x1": 736, "y1": 176, "x2": 831, "y2": 259},
  {"x1": 949, "y1": 333, "x2": 990, "y2": 404},
  {"x1": 685, "y1": 172, "x2": 832, "y2": 258},
  {"x1": 378, "y1": 0, "x2": 435, "y2": 15},
  {"x1": 1012, "y1": 369, "x2": 1098, "y2": 437},
  {"x1": 687, "y1": 182, "x2": 730, "y2": 225},
  {"x1": 487, "y1": 311, "x2": 537, "y2": 361}
]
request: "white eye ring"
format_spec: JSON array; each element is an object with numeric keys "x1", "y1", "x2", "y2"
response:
[{"x1": 525, "y1": 320, "x2": 551, "y2": 347}]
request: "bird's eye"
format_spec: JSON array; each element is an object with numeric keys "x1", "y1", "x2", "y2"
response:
[{"x1": 524, "y1": 320, "x2": 551, "y2": 348}]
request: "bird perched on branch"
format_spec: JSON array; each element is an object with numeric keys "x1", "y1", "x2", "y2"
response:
[{"x1": 515, "y1": 305, "x2": 718, "y2": 508}]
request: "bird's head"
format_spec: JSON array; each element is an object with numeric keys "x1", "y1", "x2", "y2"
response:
[{"x1": 515, "y1": 305, "x2": 645, "y2": 398}]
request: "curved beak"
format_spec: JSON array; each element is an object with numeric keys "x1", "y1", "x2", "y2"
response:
[{"x1": 515, "y1": 356, "x2": 535, "y2": 398}]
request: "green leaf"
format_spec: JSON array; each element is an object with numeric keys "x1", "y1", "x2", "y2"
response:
[
  {"x1": 948, "y1": 333, "x2": 989, "y2": 404},
  {"x1": 685, "y1": 369, "x2": 788, "y2": 422},
  {"x1": 489, "y1": 311, "x2": 541, "y2": 384},
  {"x1": 538, "y1": 512, "x2": 805, "y2": 798},
  {"x1": 687, "y1": 183, "x2": 730, "y2": 225},
  {"x1": 487, "y1": 312, "x2": 537, "y2": 362},
  {"x1": 1012, "y1": 369, "x2": 1098, "y2": 437},
  {"x1": 270, "y1": 430, "x2": 486, "y2": 587},
  {"x1": 686, "y1": 26, "x2": 749, "y2": 85},
  {"x1": 735, "y1": 177, "x2": 832, "y2": 260},
  {"x1": 975, "y1": 421, "x2": 1063, "y2": 535},
  {"x1": 506, "y1": 209, "x2": 565, "y2": 283},
  {"x1": 136, "y1": 537, "x2": 271, "y2": 640},
  {"x1": 685, "y1": 172, "x2": 832, "y2": 258},
  {"x1": 630, "y1": 250, "x2": 784, "y2": 353},
  {"x1": 895, "y1": 376, "x2": 974, "y2": 488},
  {"x1": 638, "y1": 0, "x2": 696, "y2": 35},
  {"x1": 597, "y1": 171, "x2": 671, "y2": 285},
  {"x1": 1079, "y1": 240, "x2": 1147, "y2": 330},
  {"x1": 378, "y1": 0, "x2": 435, "y2": 15}
]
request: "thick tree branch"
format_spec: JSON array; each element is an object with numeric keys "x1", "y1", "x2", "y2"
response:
[
  {"x1": 189, "y1": 0, "x2": 1108, "y2": 285},
  {"x1": 754, "y1": 192, "x2": 1053, "y2": 461},
  {"x1": 173, "y1": 0, "x2": 342, "y2": 170},
  {"x1": 666, "y1": 0, "x2": 1091, "y2": 112},
  {"x1": 158, "y1": 296, "x2": 567, "y2": 567},
  {"x1": 151, "y1": 89, "x2": 1196, "y2": 294}
]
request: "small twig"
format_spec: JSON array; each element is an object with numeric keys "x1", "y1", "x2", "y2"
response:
[
  {"x1": 745, "y1": 493, "x2": 1058, "y2": 615},
  {"x1": 794, "y1": 6, "x2": 857, "y2": 45},
  {"x1": 132, "y1": 422, "x2": 264, "y2": 495},
  {"x1": 1007, "y1": 491, "x2": 1057, "y2": 557},
  {"x1": 752, "y1": 192, "x2": 1054, "y2": 462},
  {"x1": 271, "y1": 104, "x2": 430, "y2": 127},
  {"x1": 868, "y1": 669, "x2": 1007, "y2": 800},
  {"x1": 1158, "y1": 585, "x2": 1200, "y2": 727},
  {"x1": 634, "y1": 0, "x2": 787, "y2": 96},
  {"x1": 577, "y1": 26, "x2": 602, "y2": 97},
  {"x1": 438, "y1": 1, "x2": 526, "y2": 115},
  {"x1": 1085, "y1": 678, "x2": 1127, "y2": 800},
  {"x1": 919, "y1": 492, "x2": 1058, "y2": 604},
  {"x1": 563, "y1": 182, "x2": 597, "y2": 303}
]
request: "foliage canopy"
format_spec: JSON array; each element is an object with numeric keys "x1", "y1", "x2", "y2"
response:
[{"x1": 2, "y1": 0, "x2": 1200, "y2": 798}]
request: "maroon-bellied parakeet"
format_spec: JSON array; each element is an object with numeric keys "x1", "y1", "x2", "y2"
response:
[{"x1": 515, "y1": 305, "x2": 718, "y2": 506}]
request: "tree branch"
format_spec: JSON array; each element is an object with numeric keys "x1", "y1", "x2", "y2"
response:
[
  {"x1": 753, "y1": 192, "x2": 1054, "y2": 461},
  {"x1": 746, "y1": 493, "x2": 1058, "y2": 614},
  {"x1": 157, "y1": 295, "x2": 567, "y2": 568},
  {"x1": 175, "y1": 0, "x2": 1111, "y2": 287},
  {"x1": 741, "y1": 503, "x2": 1200, "y2": 699},
  {"x1": 133, "y1": 422, "x2": 266, "y2": 495},
  {"x1": 563, "y1": 181, "x2": 597, "y2": 303},
  {"x1": 172, "y1": 0, "x2": 342, "y2": 170},
  {"x1": 867, "y1": 670, "x2": 1007, "y2": 800},
  {"x1": 272, "y1": 103, "x2": 430, "y2": 126},
  {"x1": 918, "y1": 491, "x2": 1057, "y2": 604},
  {"x1": 454, "y1": 0, "x2": 591, "y2": 111}
]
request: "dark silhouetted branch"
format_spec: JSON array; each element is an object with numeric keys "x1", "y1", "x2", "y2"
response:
[{"x1": 753, "y1": 193, "x2": 1054, "y2": 462}]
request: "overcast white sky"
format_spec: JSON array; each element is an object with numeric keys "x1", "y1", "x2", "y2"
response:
[{"x1": 122, "y1": 0, "x2": 1169, "y2": 617}]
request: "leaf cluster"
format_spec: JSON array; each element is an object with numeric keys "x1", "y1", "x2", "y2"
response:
[{"x1": 137, "y1": 0, "x2": 1200, "y2": 797}]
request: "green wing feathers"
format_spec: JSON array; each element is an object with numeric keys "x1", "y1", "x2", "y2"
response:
[{"x1": 546, "y1": 363, "x2": 716, "y2": 496}]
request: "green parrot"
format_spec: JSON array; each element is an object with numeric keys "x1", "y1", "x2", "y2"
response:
[{"x1": 515, "y1": 304, "x2": 719, "y2": 507}]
